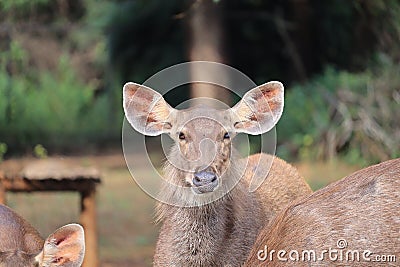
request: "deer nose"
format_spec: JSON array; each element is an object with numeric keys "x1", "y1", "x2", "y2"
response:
[{"x1": 192, "y1": 170, "x2": 218, "y2": 193}]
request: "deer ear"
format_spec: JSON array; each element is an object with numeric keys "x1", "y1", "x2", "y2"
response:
[
  {"x1": 231, "y1": 81, "x2": 284, "y2": 135},
  {"x1": 36, "y1": 224, "x2": 85, "y2": 267},
  {"x1": 123, "y1": 82, "x2": 175, "y2": 136}
]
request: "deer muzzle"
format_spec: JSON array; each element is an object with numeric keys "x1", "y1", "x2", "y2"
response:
[{"x1": 192, "y1": 170, "x2": 218, "y2": 194}]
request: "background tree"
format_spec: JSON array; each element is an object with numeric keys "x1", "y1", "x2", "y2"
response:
[{"x1": 0, "y1": 0, "x2": 399, "y2": 163}]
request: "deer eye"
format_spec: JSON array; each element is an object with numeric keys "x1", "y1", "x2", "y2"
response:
[
  {"x1": 179, "y1": 132, "x2": 186, "y2": 140},
  {"x1": 223, "y1": 132, "x2": 230, "y2": 139}
]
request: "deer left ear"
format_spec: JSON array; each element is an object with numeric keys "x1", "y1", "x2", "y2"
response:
[
  {"x1": 36, "y1": 224, "x2": 85, "y2": 267},
  {"x1": 123, "y1": 82, "x2": 175, "y2": 136},
  {"x1": 231, "y1": 81, "x2": 284, "y2": 135}
]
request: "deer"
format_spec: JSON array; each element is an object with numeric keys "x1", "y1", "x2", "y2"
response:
[
  {"x1": 245, "y1": 158, "x2": 400, "y2": 266},
  {"x1": 123, "y1": 81, "x2": 312, "y2": 266},
  {"x1": 0, "y1": 204, "x2": 85, "y2": 267}
]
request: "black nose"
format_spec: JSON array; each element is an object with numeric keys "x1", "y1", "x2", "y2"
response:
[{"x1": 192, "y1": 170, "x2": 218, "y2": 193}]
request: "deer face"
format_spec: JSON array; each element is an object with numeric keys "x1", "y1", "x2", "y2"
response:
[
  {"x1": 168, "y1": 107, "x2": 235, "y2": 194},
  {"x1": 123, "y1": 82, "x2": 284, "y2": 194}
]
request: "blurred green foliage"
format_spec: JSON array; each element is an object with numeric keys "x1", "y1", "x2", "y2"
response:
[
  {"x1": 0, "y1": 0, "x2": 399, "y2": 165},
  {"x1": 0, "y1": 142, "x2": 7, "y2": 162},
  {"x1": 33, "y1": 144, "x2": 48, "y2": 159},
  {"x1": 108, "y1": 0, "x2": 186, "y2": 82},
  {"x1": 0, "y1": 0, "x2": 50, "y2": 14},
  {"x1": 0, "y1": 41, "x2": 112, "y2": 151},
  {"x1": 278, "y1": 56, "x2": 400, "y2": 165}
]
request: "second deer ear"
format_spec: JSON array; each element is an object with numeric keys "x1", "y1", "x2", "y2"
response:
[
  {"x1": 231, "y1": 81, "x2": 284, "y2": 135},
  {"x1": 36, "y1": 224, "x2": 85, "y2": 267},
  {"x1": 123, "y1": 82, "x2": 175, "y2": 136}
]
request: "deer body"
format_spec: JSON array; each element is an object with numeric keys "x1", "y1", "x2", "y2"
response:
[
  {"x1": 155, "y1": 153, "x2": 311, "y2": 266},
  {"x1": 123, "y1": 81, "x2": 312, "y2": 266},
  {"x1": 0, "y1": 204, "x2": 85, "y2": 267},
  {"x1": 245, "y1": 158, "x2": 400, "y2": 266}
]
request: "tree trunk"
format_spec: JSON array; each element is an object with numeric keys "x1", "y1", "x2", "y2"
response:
[{"x1": 187, "y1": 0, "x2": 231, "y2": 106}]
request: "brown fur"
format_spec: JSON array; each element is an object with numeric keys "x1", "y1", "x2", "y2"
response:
[
  {"x1": 0, "y1": 205, "x2": 44, "y2": 267},
  {"x1": 123, "y1": 82, "x2": 313, "y2": 266},
  {"x1": 244, "y1": 154, "x2": 313, "y2": 223},
  {"x1": 154, "y1": 153, "x2": 312, "y2": 266},
  {"x1": 245, "y1": 158, "x2": 400, "y2": 266},
  {"x1": 0, "y1": 204, "x2": 85, "y2": 267}
]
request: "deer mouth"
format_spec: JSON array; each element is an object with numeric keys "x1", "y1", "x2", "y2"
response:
[{"x1": 191, "y1": 170, "x2": 219, "y2": 194}]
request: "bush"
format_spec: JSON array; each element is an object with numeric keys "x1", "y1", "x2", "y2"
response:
[
  {"x1": 278, "y1": 56, "x2": 400, "y2": 165},
  {"x1": 0, "y1": 41, "x2": 116, "y2": 153}
]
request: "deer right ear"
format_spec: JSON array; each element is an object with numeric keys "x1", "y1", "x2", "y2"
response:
[
  {"x1": 123, "y1": 82, "x2": 175, "y2": 136},
  {"x1": 231, "y1": 81, "x2": 284, "y2": 135},
  {"x1": 36, "y1": 224, "x2": 85, "y2": 267}
]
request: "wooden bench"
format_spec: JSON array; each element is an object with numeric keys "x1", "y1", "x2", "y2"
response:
[{"x1": 0, "y1": 159, "x2": 101, "y2": 267}]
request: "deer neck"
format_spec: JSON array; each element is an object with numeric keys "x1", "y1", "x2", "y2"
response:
[
  {"x1": 156, "y1": 187, "x2": 239, "y2": 265},
  {"x1": 155, "y1": 158, "x2": 260, "y2": 265}
]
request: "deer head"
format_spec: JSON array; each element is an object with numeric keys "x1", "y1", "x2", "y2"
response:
[{"x1": 123, "y1": 82, "x2": 284, "y2": 196}]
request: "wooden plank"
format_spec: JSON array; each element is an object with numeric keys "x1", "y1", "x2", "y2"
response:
[
  {"x1": 80, "y1": 188, "x2": 98, "y2": 267},
  {"x1": 0, "y1": 178, "x2": 99, "y2": 192},
  {"x1": 21, "y1": 159, "x2": 101, "y2": 181}
]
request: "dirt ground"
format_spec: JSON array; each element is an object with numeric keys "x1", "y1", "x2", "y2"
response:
[{"x1": 0, "y1": 151, "x2": 359, "y2": 266}]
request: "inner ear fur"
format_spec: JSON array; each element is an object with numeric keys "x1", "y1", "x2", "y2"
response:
[
  {"x1": 232, "y1": 81, "x2": 284, "y2": 135},
  {"x1": 123, "y1": 82, "x2": 174, "y2": 136},
  {"x1": 38, "y1": 224, "x2": 85, "y2": 267}
]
